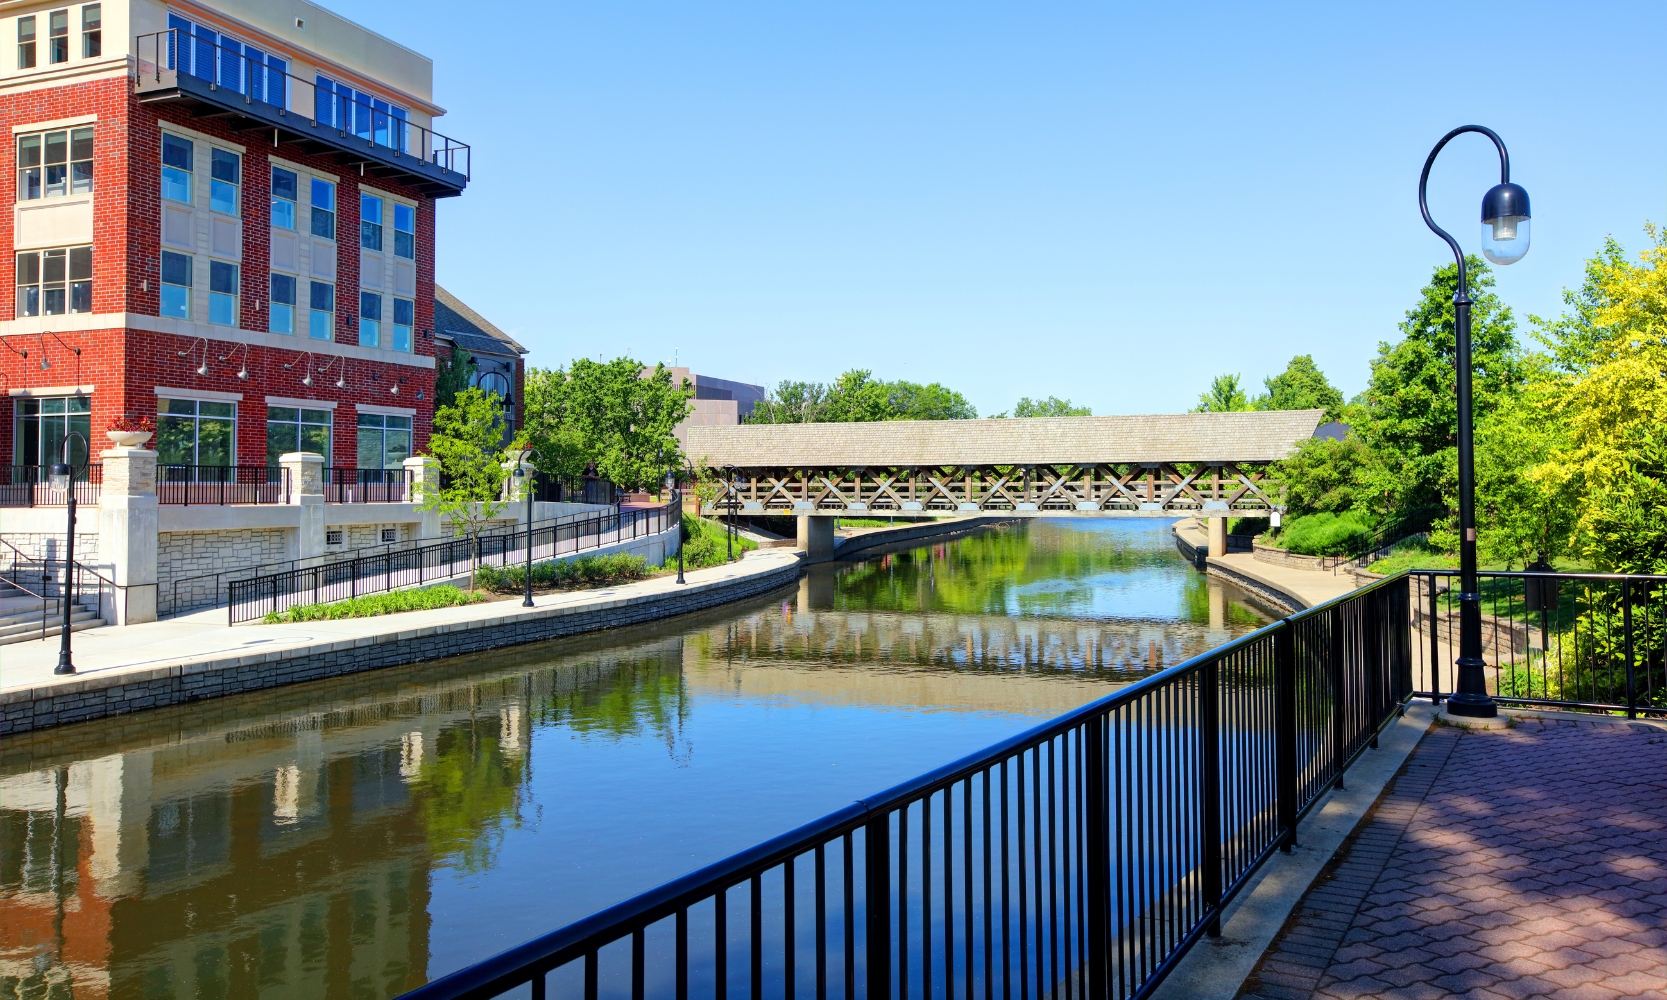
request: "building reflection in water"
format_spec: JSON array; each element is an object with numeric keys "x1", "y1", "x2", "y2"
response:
[{"x1": 0, "y1": 519, "x2": 1274, "y2": 999}]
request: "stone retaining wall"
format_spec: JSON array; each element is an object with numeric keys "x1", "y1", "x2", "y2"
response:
[{"x1": 2, "y1": 554, "x2": 801, "y2": 737}]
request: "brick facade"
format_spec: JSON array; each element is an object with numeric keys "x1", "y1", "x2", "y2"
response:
[{"x1": 0, "y1": 73, "x2": 442, "y2": 469}]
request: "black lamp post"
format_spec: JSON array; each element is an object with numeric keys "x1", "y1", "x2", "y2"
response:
[
  {"x1": 1418, "y1": 125, "x2": 1531, "y2": 718},
  {"x1": 49, "y1": 430, "x2": 87, "y2": 675},
  {"x1": 513, "y1": 450, "x2": 538, "y2": 608}
]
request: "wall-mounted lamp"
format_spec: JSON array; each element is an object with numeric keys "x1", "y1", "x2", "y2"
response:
[
  {"x1": 177, "y1": 338, "x2": 210, "y2": 377},
  {"x1": 218, "y1": 343, "x2": 251, "y2": 381}
]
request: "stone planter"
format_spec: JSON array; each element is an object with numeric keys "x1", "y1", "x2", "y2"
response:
[{"x1": 106, "y1": 430, "x2": 153, "y2": 448}]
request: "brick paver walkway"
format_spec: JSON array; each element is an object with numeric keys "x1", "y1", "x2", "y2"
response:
[{"x1": 1239, "y1": 717, "x2": 1667, "y2": 1000}]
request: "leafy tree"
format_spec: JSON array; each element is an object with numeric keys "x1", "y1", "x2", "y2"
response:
[
  {"x1": 747, "y1": 380, "x2": 829, "y2": 423},
  {"x1": 419, "y1": 387, "x2": 510, "y2": 588},
  {"x1": 562, "y1": 357, "x2": 691, "y2": 491},
  {"x1": 1002, "y1": 396, "x2": 1091, "y2": 418},
  {"x1": 434, "y1": 345, "x2": 476, "y2": 409},
  {"x1": 1530, "y1": 235, "x2": 1632, "y2": 376},
  {"x1": 1467, "y1": 376, "x2": 1579, "y2": 567},
  {"x1": 746, "y1": 369, "x2": 976, "y2": 423},
  {"x1": 519, "y1": 366, "x2": 593, "y2": 484},
  {"x1": 1254, "y1": 355, "x2": 1345, "y2": 420},
  {"x1": 1266, "y1": 436, "x2": 1385, "y2": 518},
  {"x1": 1191, "y1": 373, "x2": 1251, "y2": 413}
]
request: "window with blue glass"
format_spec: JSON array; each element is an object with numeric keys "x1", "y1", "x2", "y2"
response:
[
  {"x1": 160, "y1": 251, "x2": 191, "y2": 319},
  {"x1": 313, "y1": 75, "x2": 407, "y2": 152},
  {"x1": 166, "y1": 14, "x2": 286, "y2": 107},
  {"x1": 359, "y1": 291, "x2": 381, "y2": 347},
  {"x1": 161, "y1": 133, "x2": 192, "y2": 204},
  {"x1": 308, "y1": 281, "x2": 333, "y2": 340},
  {"x1": 394, "y1": 203, "x2": 415, "y2": 259},
  {"x1": 208, "y1": 261, "x2": 238, "y2": 326},
  {"x1": 210, "y1": 148, "x2": 239, "y2": 215},
  {"x1": 393, "y1": 297, "x2": 414, "y2": 353},
  {"x1": 270, "y1": 273, "x2": 296, "y2": 334}
]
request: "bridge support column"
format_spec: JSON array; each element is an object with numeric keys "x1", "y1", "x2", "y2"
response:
[
  {"x1": 1208, "y1": 517, "x2": 1228, "y2": 558},
  {"x1": 796, "y1": 515, "x2": 835, "y2": 560}
]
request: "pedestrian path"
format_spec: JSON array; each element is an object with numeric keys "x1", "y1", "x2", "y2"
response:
[
  {"x1": 1172, "y1": 520, "x2": 1360, "y2": 610},
  {"x1": 1238, "y1": 715, "x2": 1667, "y2": 1000}
]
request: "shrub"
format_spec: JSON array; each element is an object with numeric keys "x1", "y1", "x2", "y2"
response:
[
  {"x1": 1276, "y1": 511, "x2": 1376, "y2": 556},
  {"x1": 680, "y1": 513, "x2": 756, "y2": 569},
  {"x1": 263, "y1": 585, "x2": 484, "y2": 623},
  {"x1": 476, "y1": 552, "x2": 649, "y2": 593}
]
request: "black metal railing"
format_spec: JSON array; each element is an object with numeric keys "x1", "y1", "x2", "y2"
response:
[
  {"x1": 134, "y1": 29, "x2": 470, "y2": 177},
  {"x1": 1409, "y1": 569, "x2": 1667, "y2": 719},
  {"x1": 397, "y1": 574, "x2": 1412, "y2": 1000},
  {"x1": 158, "y1": 465, "x2": 290, "y2": 505},
  {"x1": 0, "y1": 465, "x2": 102, "y2": 507},
  {"x1": 324, "y1": 467, "x2": 411, "y2": 503},
  {"x1": 227, "y1": 502, "x2": 679, "y2": 623}
]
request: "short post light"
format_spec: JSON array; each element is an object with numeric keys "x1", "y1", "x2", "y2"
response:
[
  {"x1": 513, "y1": 453, "x2": 537, "y2": 608},
  {"x1": 49, "y1": 431, "x2": 88, "y2": 675},
  {"x1": 1418, "y1": 125, "x2": 1531, "y2": 718}
]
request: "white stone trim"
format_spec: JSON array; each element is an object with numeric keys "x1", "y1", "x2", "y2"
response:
[
  {"x1": 0, "y1": 314, "x2": 435, "y2": 369},
  {"x1": 155, "y1": 386, "x2": 244, "y2": 402},
  {"x1": 267, "y1": 152, "x2": 340, "y2": 182},
  {"x1": 12, "y1": 114, "x2": 98, "y2": 133},
  {"x1": 266, "y1": 396, "x2": 338, "y2": 410},
  {"x1": 8, "y1": 384, "x2": 93, "y2": 397},
  {"x1": 356, "y1": 402, "x2": 416, "y2": 417},
  {"x1": 158, "y1": 121, "x2": 247, "y2": 154}
]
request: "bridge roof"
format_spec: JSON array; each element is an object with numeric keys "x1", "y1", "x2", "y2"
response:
[{"x1": 686, "y1": 410, "x2": 1325, "y2": 467}]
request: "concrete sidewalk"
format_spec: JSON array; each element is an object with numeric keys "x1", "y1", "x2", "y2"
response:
[
  {"x1": 1, "y1": 549, "x2": 804, "y2": 735},
  {"x1": 1174, "y1": 520, "x2": 1360, "y2": 610}
]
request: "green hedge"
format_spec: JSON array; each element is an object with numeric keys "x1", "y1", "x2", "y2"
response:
[
  {"x1": 680, "y1": 514, "x2": 756, "y2": 569},
  {"x1": 263, "y1": 585, "x2": 484, "y2": 623},
  {"x1": 476, "y1": 552, "x2": 649, "y2": 592},
  {"x1": 1276, "y1": 511, "x2": 1376, "y2": 556}
]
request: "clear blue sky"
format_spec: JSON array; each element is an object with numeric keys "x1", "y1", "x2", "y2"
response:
[{"x1": 329, "y1": 0, "x2": 1664, "y2": 415}]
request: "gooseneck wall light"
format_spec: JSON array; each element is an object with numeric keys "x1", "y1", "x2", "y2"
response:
[{"x1": 1417, "y1": 125, "x2": 1531, "y2": 718}]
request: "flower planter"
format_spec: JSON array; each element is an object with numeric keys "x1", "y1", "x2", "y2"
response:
[{"x1": 107, "y1": 430, "x2": 154, "y2": 448}]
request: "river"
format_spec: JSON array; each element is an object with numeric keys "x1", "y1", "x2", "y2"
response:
[{"x1": 0, "y1": 518, "x2": 1278, "y2": 999}]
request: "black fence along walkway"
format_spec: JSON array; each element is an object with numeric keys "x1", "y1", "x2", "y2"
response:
[
  {"x1": 399, "y1": 574, "x2": 1413, "y2": 1000},
  {"x1": 227, "y1": 502, "x2": 679, "y2": 623}
]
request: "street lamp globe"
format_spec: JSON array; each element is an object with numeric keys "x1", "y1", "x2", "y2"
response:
[
  {"x1": 48, "y1": 460, "x2": 71, "y2": 493},
  {"x1": 1480, "y1": 182, "x2": 1531, "y2": 265}
]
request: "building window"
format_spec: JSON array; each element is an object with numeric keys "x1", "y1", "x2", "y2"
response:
[
  {"x1": 162, "y1": 133, "x2": 193, "y2": 204},
  {"x1": 309, "y1": 177, "x2": 335, "y2": 240},
  {"x1": 270, "y1": 273, "x2": 295, "y2": 333},
  {"x1": 15, "y1": 396, "x2": 90, "y2": 468},
  {"x1": 157, "y1": 398, "x2": 235, "y2": 467},
  {"x1": 360, "y1": 193, "x2": 383, "y2": 251},
  {"x1": 357, "y1": 412, "x2": 411, "y2": 470},
  {"x1": 18, "y1": 15, "x2": 35, "y2": 68},
  {"x1": 18, "y1": 128, "x2": 93, "y2": 201},
  {"x1": 160, "y1": 251, "x2": 191, "y2": 318},
  {"x1": 359, "y1": 291, "x2": 381, "y2": 347},
  {"x1": 16, "y1": 247, "x2": 90, "y2": 317},
  {"x1": 81, "y1": 4, "x2": 98, "y2": 58},
  {"x1": 266, "y1": 406, "x2": 331, "y2": 465},
  {"x1": 209, "y1": 149, "x2": 239, "y2": 214},
  {"x1": 394, "y1": 203, "x2": 415, "y2": 259},
  {"x1": 271, "y1": 167, "x2": 296, "y2": 229},
  {"x1": 393, "y1": 297, "x2": 414, "y2": 353},
  {"x1": 308, "y1": 281, "x2": 333, "y2": 339},
  {"x1": 48, "y1": 9, "x2": 67, "y2": 64},
  {"x1": 314, "y1": 75, "x2": 409, "y2": 151},
  {"x1": 208, "y1": 260, "x2": 238, "y2": 326}
]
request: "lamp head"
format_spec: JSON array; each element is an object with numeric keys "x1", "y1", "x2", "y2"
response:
[
  {"x1": 1480, "y1": 182, "x2": 1531, "y2": 265},
  {"x1": 196, "y1": 362, "x2": 209, "y2": 376},
  {"x1": 48, "y1": 460, "x2": 70, "y2": 493}
]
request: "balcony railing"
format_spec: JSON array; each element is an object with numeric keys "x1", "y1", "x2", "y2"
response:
[
  {"x1": 324, "y1": 468, "x2": 411, "y2": 504},
  {"x1": 158, "y1": 466, "x2": 290, "y2": 505},
  {"x1": 133, "y1": 29, "x2": 469, "y2": 194},
  {"x1": 0, "y1": 465, "x2": 102, "y2": 507}
]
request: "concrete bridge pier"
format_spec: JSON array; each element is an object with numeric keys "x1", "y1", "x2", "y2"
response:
[
  {"x1": 1208, "y1": 517, "x2": 1228, "y2": 558},
  {"x1": 797, "y1": 515, "x2": 835, "y2": 560}
]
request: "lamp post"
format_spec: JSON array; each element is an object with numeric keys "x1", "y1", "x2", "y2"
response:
[
  {"x1": 1418, "y1": 125, "x2": 1531, "y2": 718},
  {"x1": 513, "y1": 451, "x2": 537, "y2": 608},
  {"x1": 48, "y1": 430, "x2": 87, "y2": 675},
  {"x1": 667, "y1": 467, "x2": 687, "y2": 585}
]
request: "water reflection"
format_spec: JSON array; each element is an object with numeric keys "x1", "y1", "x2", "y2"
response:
[{"x1": 0, "y1": 519, "x2": 1275, "y2": 999}]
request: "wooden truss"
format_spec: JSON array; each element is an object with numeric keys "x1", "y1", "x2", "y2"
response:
[{"x1": 702, "y1": 464, "x2": 1277, "y2": 515}]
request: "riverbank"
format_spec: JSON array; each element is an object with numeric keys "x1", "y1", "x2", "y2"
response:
[
  {"x1": 1173, "y1": 519, "x2": 1359, "y2": 611},
  {"x1": 0, "y1": 550, "x2": 805, "y2": 737}
]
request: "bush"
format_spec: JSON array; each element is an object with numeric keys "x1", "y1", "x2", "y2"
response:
[
  {"x1": 263, "y1": 585, "x2": 484, "y2": 623},
  {"x1": 680, "y1": 513, "x2": 756, "y2": 569},
  {"x1": 476, "y1": 552, "x2": 649, "y2": 592},
  {"x1": 1275, "y1": 511, "x2": 1376, "y2": 556},
  {"x1": 1366, "y1": 537, "x2": 1456, "y2": 575}
]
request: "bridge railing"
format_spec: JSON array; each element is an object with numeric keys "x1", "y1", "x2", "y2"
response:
[{"x1": 398, "y1": 573, "x2": 1412, "y2": 1000}]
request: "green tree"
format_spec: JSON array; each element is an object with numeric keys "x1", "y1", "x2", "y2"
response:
[
  {"x1": 747, "y1": 369, "x2": 976, "y2": 423},
  {"x1": 1002, "y1": 396, "x2": 1091, "y2": 418},
  {"x1": 434, "y1": 345, "x2": 476, "y2": 409},
  {"x1": 419, "y1": 387, "x2": 510, "y2": 588},
  {"x1": 1266, "y1": 436, "x2": 1385, "y2": 518},
  {"x1": 1191, "y1": 373, "x2": 1251, "y2": 413},
  {"x1": 563, "y1": 357, "x2": 691, "y2": 491},
  {"x1": 1254, "y1": 355, "x2": 1345, "y2": 420},
  {"x1": 1530, "y1": 235, "x2": 1632, "y2": 376},
  {"x1": 1468, "y1": 377, "x2": 1579, "y2": 567},
  {"x1": 519, "y1": 366, "x2": 594, "y2": 484},
  {"x1": 746, "y1": 380, "x2": 830, "y2": 423}
]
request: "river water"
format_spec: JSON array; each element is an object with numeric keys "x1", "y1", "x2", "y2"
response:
[{"x1": 0, "y1": 519, "x2": 1276, "y2": 999}]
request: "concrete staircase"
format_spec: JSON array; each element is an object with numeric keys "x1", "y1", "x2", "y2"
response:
[{"x1": 0, "y1": 591, "x2": 105, "y2": 646}]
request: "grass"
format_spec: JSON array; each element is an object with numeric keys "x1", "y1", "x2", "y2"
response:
[
  {"x1": 263, "y1": 585, "x2": 485, "y2": 623},
  {"x1": 476, "y1": 553, "x2": 650, "y2": 592},
  {"x1": 834, "y1": 517, "x2": 902, "y2": 528},
  {"x1": 1366, "y1": 537, "x2": 1458, "y2": 575},
  {"x1": 681, "y1": 514, "x2": 757, "y2": 569}
]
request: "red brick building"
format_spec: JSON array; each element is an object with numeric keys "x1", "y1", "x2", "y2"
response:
[{"x1": 0, "y1": 0, "x2": 466, "y2": 480}]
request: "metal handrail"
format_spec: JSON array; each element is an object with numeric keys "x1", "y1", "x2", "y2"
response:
[
  {"x1": 133, "y1": 29, "x2": 470, "y2": 178},
  {"x1": 0, "y1": 465, "x2": 103, "y2": 507},
  {"x1": 324, "y1": 467, "x2": 410, "y2": 504},
  {"x1": 398, "y1": 573, "x2": 1414, "y2": 1000},
  {"x1": 158, "y1": 465, "x2": 291, "y2": 505}
]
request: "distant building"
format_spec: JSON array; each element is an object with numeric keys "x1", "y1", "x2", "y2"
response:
[
  {"x1": 665, "y1": 368, "x2": 765, "y2": 451},
  {"x1": 434, "y1": 285, "x2": 526, "y2": 442}
]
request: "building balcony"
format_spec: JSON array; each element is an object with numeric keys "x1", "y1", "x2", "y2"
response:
[{"x1": 134, "y1": 30, "x2": 469, "y2": 198}]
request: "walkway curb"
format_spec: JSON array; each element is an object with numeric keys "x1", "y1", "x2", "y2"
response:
[
  {"x1": 1, "y1": 552, "x2": 805, "y2": 737},
  {"x1": 1151, "y1": 702, "x2": 1437, "y2": 1000}
]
